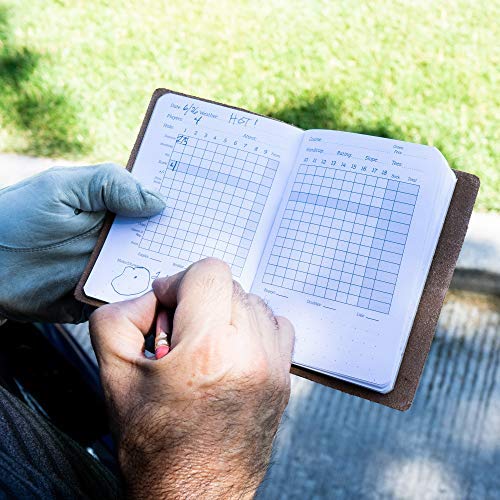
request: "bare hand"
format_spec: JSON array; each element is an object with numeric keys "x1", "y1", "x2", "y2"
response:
[{"x1": 89, "y1": 258, "x2": 295, "y2": 499}]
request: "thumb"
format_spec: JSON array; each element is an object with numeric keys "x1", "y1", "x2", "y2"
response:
[
  {"x1": 62, "y1": 163, "x2": 166, "y2": 216},
  {"x1": 90, "y1": 291, "x2": 158, "y2": 364}
]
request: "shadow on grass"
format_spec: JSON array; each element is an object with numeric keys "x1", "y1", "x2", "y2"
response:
[
  {"x1": 0, "y1": 5, "x2": 89, "y2": 157},
  {"x1": 261, "y1": 92, "x2": 466, "y2": 173},
  {"x1": 262, "y1": 93, "x2": 407, "y2": 141}
]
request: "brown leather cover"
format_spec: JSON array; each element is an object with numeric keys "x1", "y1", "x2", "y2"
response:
[{"x1": 75, "y1": 89, "x2": 480, "y2": 411}]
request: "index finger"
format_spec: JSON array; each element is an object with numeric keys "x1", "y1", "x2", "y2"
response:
[
  {"x1": 152, "y1": 258, "x2": 233, "y2": 331},
  {"x1": 152, "y1": 269, "x2": 186, "y2": 308}
]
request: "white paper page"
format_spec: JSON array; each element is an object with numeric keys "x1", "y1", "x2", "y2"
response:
[
  {"x1": 388, "y1": 147, "x2": 455, "y2": 386},
  {"x1": 84, "y1": 93, "x2": 302, "y2": 303},
  {"x1": 251, "y1": 130, "x2": 455, "y2": 391}
]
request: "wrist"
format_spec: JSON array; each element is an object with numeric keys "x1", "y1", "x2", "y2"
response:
[{"x1": 118, "y1": 440, "x2": 264, "y2": 499}]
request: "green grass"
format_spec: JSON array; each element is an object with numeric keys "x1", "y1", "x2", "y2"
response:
[{"x1": 0, "y1": 0, "x2": 498, "y2": 210}]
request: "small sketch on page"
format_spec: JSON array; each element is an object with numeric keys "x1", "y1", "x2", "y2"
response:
[{"x1": 111, "y1": 266, "x2": 151, "y2": 296}]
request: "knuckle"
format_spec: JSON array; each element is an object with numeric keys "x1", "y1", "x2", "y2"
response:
[
  {"x1": 151, "y1": 275, "x2": 167, "y2": 295},
  {"x1": 247, "y1": 293, "x2": 263, "y2": 308},
  {"x1": 197, "y1": 257, "x2": 231, "y2": 275},
  {"x1": 232, "y1": 279, "x2": 245, "y2": 294},
  {"x1": 189, "y1": 258, "x2": 233, "y2": 289},
  {"x1": 94, "y1": 163, "x2": 127, "y2": 189},
  {"x1": 232, "y1": 280, "x2": 248, "y2": 303},
  {"x1": 246, "y1": 293, "x2": 261, "y2": 304},
  {"x1": 276, "y1": 315, "x2": 294, "y2": 334},
  {"x1": 248, "y1": 294, "x2": 277, "y2": 326},
  {"x1": 99, "y1": 162, "x2": 122, "y2": 176}
]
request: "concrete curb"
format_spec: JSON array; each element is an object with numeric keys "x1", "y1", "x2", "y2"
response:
[
  {"x1": 452, "y1": 211, "x2": 500, "y2": 295},
  {"x1": 1, "y1": 154, "x2": 499, "y2": 294}
]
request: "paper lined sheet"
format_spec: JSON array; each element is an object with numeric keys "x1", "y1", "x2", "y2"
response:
[{"x1": 251, "y1": 130, "x2": 456, "y2": 392}]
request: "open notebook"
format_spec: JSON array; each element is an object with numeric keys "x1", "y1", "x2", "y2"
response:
[{"x1": 81, "y1": 90, "x2": 457, "y2": 394}]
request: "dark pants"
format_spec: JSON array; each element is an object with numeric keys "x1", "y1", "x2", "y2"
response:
[{"x1": 0, "y1": 384, "x2": 120, "y2": 498}]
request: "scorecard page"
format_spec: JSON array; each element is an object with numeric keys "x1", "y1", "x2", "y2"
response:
[
  {"x1": 84, "y1": 92, "x2": 302, "y2": 302},
  {"x1": 251, "y1": 130, "x2": 456, "y2": 392}
]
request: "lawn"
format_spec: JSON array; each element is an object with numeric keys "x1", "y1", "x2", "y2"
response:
[{"x1": 0, "y1": 0, "x2": 498, "y2": 210}]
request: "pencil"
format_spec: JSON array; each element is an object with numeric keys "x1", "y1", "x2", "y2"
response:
[{"x1": 155, "y1": 309, "x2": 170, "y2": 359}]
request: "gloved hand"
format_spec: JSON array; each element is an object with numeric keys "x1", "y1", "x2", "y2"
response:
[{"x1": 0, "y1": 164, "x2": 165, "y2": 323}]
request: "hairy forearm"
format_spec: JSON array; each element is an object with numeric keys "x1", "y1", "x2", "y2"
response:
[
  {"x1": 119, "y1": 445, "x2": 264, "y2": 500},
  {"x1": 111, "y1": 386, "x2": 280, "y2": 500},
  {"x1": 91, "y1": 261, "x2": 293, "y2": 500}
]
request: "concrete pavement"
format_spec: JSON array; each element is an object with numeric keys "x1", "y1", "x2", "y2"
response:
[
  {"x1": 453, "y1": 212, "x2": 500, "y2": 295},
  {"x1": 0, "y1": 153, "x2": 86, "y2": 186},
  {"x1": 257, "y1": 291, "x2": 499, "y2": 499}
]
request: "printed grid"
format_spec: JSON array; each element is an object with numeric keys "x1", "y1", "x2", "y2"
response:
[
  {"x1": 139, "y1": 135, "x2": 279, "y2": 277},
  {"x1": 262, "y1": 164, "x2": 420, "y2": 314}
]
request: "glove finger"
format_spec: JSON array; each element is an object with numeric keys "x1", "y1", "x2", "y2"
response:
[{"x1": 61, "y1": 163, "x2": 166, "y2": 217}]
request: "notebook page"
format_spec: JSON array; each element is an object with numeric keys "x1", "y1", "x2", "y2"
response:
[
  {"x1": 388, "y1": 147, "x2": 455, "y2": 386},
  {"x1": 84, "y1": 93, "x2": 302, "y2": 303},
  {"x1": 251, "y1": 130, "x2": 455, "y2": 391}
]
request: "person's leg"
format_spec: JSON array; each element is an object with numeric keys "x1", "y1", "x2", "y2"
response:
[{"x1": 0, "y1": 385, "x2": 121, "y2": 498}]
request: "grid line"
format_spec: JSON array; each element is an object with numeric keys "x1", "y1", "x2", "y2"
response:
[
  {"x1": 262, "y1": 164, "x2": 420, "y2": 314},
  {"x1": 139, "y1": 135, "x2": 279, "y2": 277}
]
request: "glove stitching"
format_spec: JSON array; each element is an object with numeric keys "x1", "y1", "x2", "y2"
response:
[{"x1": 0, "y1": 222, "x2": 103, "y2": 253}]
